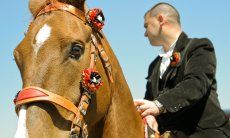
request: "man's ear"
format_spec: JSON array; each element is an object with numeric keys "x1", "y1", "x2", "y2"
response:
[{"x1": 157, "y1": 14, "x2": 166, "y2": 26}]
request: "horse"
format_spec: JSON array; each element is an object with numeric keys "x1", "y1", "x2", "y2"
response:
[{"x1": 13, "y1": 0, "x2": 146, "y2": 137}]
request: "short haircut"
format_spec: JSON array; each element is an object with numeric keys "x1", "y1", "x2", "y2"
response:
[{"x1": 145, "y1": 2, "x2": 181, "y2": 26}]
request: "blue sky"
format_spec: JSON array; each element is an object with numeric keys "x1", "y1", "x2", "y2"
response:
[{"x1": 1, "y1": 1, "x2": 230, "y2": 137}]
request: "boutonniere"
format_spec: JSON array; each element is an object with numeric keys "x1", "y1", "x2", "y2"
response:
[{"x1": 170, "y1": 52, "x2": 181, "y2": 67}]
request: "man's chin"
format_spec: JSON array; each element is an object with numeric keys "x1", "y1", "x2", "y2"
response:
[
  {"x1": 149, "y1": 41, "x2": 155, "y2": 46},
  {"x1": 150, "y1": 42, "x2": 161, "y2": 47}
]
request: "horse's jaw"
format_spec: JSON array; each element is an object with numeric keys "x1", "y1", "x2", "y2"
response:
[{"x1": 15, "y1": 105, "x2": 29, "y2": 138}]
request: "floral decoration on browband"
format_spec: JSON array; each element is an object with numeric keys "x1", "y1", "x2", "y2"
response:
[
  {"x1": 82, "y1": 68, "x2": 103, "y2": 92},
  {"x1": 79, "y1": 9, "x2": 105, "y2": 94},
  {"x1": 86, "y1": 8, "x2": 105, "y2": 30}
]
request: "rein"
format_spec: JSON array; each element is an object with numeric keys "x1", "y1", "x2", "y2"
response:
[{"x1": 14, "y1": 2, "x2": 113, "y2": 138}]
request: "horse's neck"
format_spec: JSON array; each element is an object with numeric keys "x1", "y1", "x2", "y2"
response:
[{"x1": 99, "y1": 35, "x2": 144, "y2": 138}]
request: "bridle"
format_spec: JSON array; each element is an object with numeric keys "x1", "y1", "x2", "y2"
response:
[{"x1": 14, "y1": 2, "x2": 113, "y2": 138}]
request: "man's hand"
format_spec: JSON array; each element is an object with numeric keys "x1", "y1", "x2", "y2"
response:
[
  {"x1": 145, "y1": 115, "x2": 159, "y2": 134},
  {"x1": 134, "y1": 99, "x2": 160, "y2": 117}
]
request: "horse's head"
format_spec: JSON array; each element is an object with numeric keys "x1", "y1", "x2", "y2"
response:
[{"x1": 14, "y1": 0, "x2": 113, "y2": 137}]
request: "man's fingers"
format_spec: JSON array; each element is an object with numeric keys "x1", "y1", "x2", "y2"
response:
[
  {"x1": 141, "y1": 109, "x2": 151, "y2": 117},
  {"x1": 153, "y1": 122, "x2": 159, "y2": 133},
  {"x1": 139, "y1": 104, "x2": 149, "y2": 111},
  {"x1": 145, "y1": 116, "x2": 159, "y2": 133},
  {"x1": 136, "y1": 106, "x2": 142, "y2": 113},
  {"x1": 134, "y1": 99, "x2": 145, "y2": 106},
  {"x1": 152, "y1": 118, "x2": 159, "y2": 133}
]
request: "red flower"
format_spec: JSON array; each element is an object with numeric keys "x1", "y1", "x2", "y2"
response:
[
  {"x1": 86, "y1": 8, "x2": 105, "y2": 30},
  {"x1": 82, "y1": 68, "x2": 103, "y2": 92},
  {"x1": 170, "y1": 52, "x2": 181, "y2": 67}
]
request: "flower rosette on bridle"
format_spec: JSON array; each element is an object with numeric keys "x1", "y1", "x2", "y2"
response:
[
  {"x1": 170, "y1": 52, "x2": 181, "y2": 67},
  {"x1": 86, "y1": 8, "x2": 105, "y2": 30},
  {"x1": 82, "y1": 68, "x2": 103, "y2": 92}
]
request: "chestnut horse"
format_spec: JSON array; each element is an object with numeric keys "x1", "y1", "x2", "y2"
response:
[{"x1": 14, "y1": 0, "x2": 144, "y2": 137}]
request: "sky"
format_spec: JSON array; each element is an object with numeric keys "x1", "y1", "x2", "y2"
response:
[{"x1": 1, "y1": 0, "x2": 230, "y2": 137}]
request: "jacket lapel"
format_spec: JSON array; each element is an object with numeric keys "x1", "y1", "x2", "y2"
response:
[
  {"x1": 150, "y1": 56, "x2": 162, "y2": 98},
  {"x1": 162, "y1": 32, "x2": 189, "y2": 83}
]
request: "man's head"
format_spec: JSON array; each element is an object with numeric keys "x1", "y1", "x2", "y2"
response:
[{"x1": 144, "y1": 3, "x2": 181, "y2": 46}]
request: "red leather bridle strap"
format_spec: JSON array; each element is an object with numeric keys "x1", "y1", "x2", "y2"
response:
[
  {"x1": 15, "y1": 86, "x2": 81, "y2": 118},
  {"x1": 91, "y1": 34, "x2": 114, "y2": 83},
  {"x1": 36, "y1": 2, "x2": 85, "y2": 22}
]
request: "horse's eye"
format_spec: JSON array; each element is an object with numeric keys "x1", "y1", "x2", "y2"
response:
[{"x1": 69, "y1": 43, "x2": 83, "y2": 60}]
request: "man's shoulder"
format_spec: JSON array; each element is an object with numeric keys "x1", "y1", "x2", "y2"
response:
[
  {"x1": 188, "y1": 37, "x2": 214, "y2": 53},
  {"x1": 178, "y1": 32, "x2": 214, "y2": 51},
  {"x1": 191, "y1": 37, "x2": 213, "y2": 47}
]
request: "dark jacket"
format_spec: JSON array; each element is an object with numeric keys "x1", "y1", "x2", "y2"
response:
[{"x1": 144, "y1": 32, "x2": 230, "y2": 138}]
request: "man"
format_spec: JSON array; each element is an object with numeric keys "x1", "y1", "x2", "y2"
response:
[{"x1": 134, "y1": 2, "x2": 230, "y2": 138}]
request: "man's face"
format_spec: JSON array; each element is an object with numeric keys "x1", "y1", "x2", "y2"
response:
[{"x1": 144, "y1": 13, "x2": 161, "y2": 46}]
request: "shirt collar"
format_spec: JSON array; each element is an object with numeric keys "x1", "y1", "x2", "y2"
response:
[{"x1": 159, "y1": 38, "x2": 178, "y2": 58}]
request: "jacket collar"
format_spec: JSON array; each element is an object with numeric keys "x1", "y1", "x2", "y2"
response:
[
  {"x1": 173, "y1": 32, "x2": 189, "y2": 53},
  {"x1": 159, "y1": 38, "x2": 177, "y2": 58},
  {"x1": 160, "y1": 32, "x2": 190, "y2": 83},
  {"x1": 148, "y1": 32, "x2": 190, "y2": 99}
]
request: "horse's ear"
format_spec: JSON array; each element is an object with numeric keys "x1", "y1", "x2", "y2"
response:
[
  {"x1": 73, "y1": 0, "x2": 86, "y2": 11},
  {"x1": 78, "y1": 0, "x2": 85, "y2": 4},
  {"x1": 29, "y1": 0, "x2": 49, "y2": 17}
]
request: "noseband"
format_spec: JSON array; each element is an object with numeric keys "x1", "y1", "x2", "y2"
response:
[{"x1": 14, "y1": 2, "x2": 113, "y2": 138}]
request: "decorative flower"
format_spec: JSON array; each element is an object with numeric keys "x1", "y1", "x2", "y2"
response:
[
  {"x1": 82, "y1": 68, "x2": 103, "y2": 92},
  {"x1": 170, "y1": 52, "x2": 181, "y2": 67},
  {"x1": 86, "y1": 8, "x2": 105, "y2": 30}
]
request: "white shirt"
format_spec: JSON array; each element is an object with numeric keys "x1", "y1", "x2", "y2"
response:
[{"x1": 159, "y1": 39, "x2": 178, "y2": 79}]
